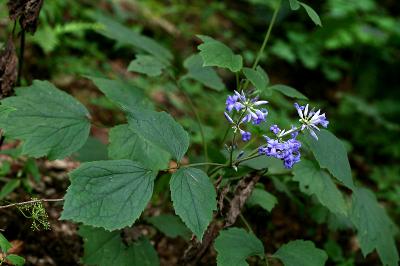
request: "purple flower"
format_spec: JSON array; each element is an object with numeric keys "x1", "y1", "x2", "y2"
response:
[
  {"x1": 224, "y1": 112, "x2": 234, "y2": 124},
  {"x1": 258, "y1": 135, "x2": 302, "y2": 169},
  {"x1": 294, "y1": 103, "x2": 329, "y2": 140},
  {"x1": 240, "y1": 129, "x2": 251, "y2": 142},
  {"x1": 225, "y1": 90, "x2": 269, "y2": 125},
  {"x1": 270, "y1": 124, "x2": 280, "y2": 135}
]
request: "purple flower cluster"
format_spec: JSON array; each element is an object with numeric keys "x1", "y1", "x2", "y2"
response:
[
  {"x1": 295, "y1": 103, "x2": 329, "y2": 140},
  {"x1": 222, "y1": 91, "x2": 330, "y2": 169},
  {"x1": 259, "y1": 129, "x2": 302, "y2": 169},
  {"x1": 224, "y1": 90, "x2": 268, "y2": 142}
]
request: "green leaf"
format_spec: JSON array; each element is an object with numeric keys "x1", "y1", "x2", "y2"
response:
[
  {"x1": 146, "y1": 214, "x2": 191, "y2": 239},
  {"x1": 214, "y1": 227, "x2": 264, "y2": 266},
  {"x1": 170, "y1": 167, "x2": 217, "y2": 240},
  {"x1": 0, "y1": 179, "x2": 20, "y2": 200},
  {"x1": 274, "y1": 240, "x2": 328, "y2": 266},
  {"x1": 0, "y1": 232, "x2": 12, "y2": 253},
  {"x1": 197, "y1": 35, "x2": 243, "y2": 72},
  {"x1": 247, "y1": 188, "x2": 277, "y2": 212},
  {"x1": 73, "y1": 137, "x2": 108, "y2": 162},
  {"x1": 243, "y1": 67, "x2": 269, "y2": 91},
  {"x1": 5, "y1": 254, "x2": 25, "y2": 266},
  {"x1": 182, "y1": 54, "x2": 225, "y2": 91},
  {"x1": 87, "y1": 76, "x2": 148, "y2": 111},
  {"x1": 0, "y1": 80, "x2": 91, "y2": 160},
  {"x1": 61, "y1": 160, "x2": 156, "y2": 231},
  {"x1": 108, "y1": 124, "x2": 169, "y2": 170},
  {"x1": 128, "y1": 55, "x2": 167, "y2": 77},
  {"x1": 350, "y1": 187, "x2": 399, "y2": 266},
  {"x1": 299, "y1": 2, "x2": 322, "y2": 26},
  {"x1": 127, "y1": 109, "x2": 189, "y2": 161},
  {"x1": 293, "y1": 160, "x2": 347, "y2": 215},
  {"x1": 79, "y1": 226, "x2": 159, "y2": 266},
  {"x1": 305, "y1": 130, "x2": 355, "y2": 190},
  {"x1": 269, "y1": 84, "x2": 308, "y2": 100},
  {"x1": 288, "y1": 0, "x2": 300, "y2": 10},
  {"x1": 95, "y1": 15, "x2": 172, "y2": 62}
]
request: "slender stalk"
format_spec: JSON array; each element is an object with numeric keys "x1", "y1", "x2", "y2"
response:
[
  {"x1": 252, "y1": 0, "x2": 282, "y2": 69},
  {"x1": 162, "y1": 162, "x2": 226, "y2": 172},
  {"x1": 175, "y1": 80, "x2": 209, "y2": 171},
  {"x1": 239, "y1": 213, "x2": 254, "y2": 234},
  {"x1": 235, "y1": 153, "x2": 263, "y2": 165},
  {"x1": 0, "y1": 198, "x2": 64, "y2": 210},
  {"x1": 243, "y1": 0, "x2": 282, "y2": 90}
]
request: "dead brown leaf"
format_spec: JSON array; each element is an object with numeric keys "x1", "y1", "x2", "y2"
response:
[
  {"x1": 7, "y1": 0, "x2": 44, "y2": 33},
  {"x1": 0, "y1": 39, "x2": 18, "y2": 98}
]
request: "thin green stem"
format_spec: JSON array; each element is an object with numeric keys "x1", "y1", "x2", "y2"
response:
[
  {"x1": 243, "y1": 0, "x2": 282, "y2": 90},
  {"x1": 239, "y1": 213, "x2": 254, "y2": 234},
  {"x1": 162, "y1": 162, "x2": 226, "y2": 172},
  {"x1": 175, "y1": 80, "x2": 209, "y2": 170},
  {"x1": 252, "y1": 0, "x2": 281, "y2": 69},
  {"x1": 235, "y1": 153, "x2": 263, "y2": 165}
]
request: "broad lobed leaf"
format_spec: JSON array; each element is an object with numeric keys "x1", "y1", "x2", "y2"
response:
[
  {"x1": 79, "y1": 226, "x2": 159, "y2": 266},
  {"x1": 274, "y1": 240, "x2": 328, "y2": 266},
  {"x1": 170, "y1": 167, "x2": 217, "y2": 240},
  {"x1": 305, "y1": 130, "x2": 355, "y2": 190},
  {"x1": 182, "y1": 54, "x2": 225, "y2": 91},
  {"x1": 0, "y1": 80, "x2": 91, "y2": 160},
  {"x1": 61, "y1": 160, "x2": 156, "y2": 231},
  {"x1": 108, "y1": 124, "x2": 169, "y2": 170},
  {"x1": 350, "y1": 187, "x2": 399, "y2": 266},
  {"x1": 214, "y1": 227, "x2": 264, "y2": 266},
  {"x1": 197, "y1": 35, "x2": 243, "y2": 72},
  {"x1": 293, "y1": 160, "x2": 347, "y2": 215},
  {"x1": 127, "y1": 108, "x2": 189, "y2": 161}
]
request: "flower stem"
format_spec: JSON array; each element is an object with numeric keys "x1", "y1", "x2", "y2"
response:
[{"x1": 252, "y1": 0, "x2": 282, "y2": 69}]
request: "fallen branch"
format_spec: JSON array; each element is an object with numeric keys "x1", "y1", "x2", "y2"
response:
[{"x1": 0, "y1": 198, "x2": 64, "y2": 210}]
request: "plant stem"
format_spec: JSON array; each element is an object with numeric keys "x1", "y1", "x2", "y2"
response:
[
  {"x1": 239, "y1": 213, "x2": 254, "y2": 234},
  {"x1": 0, "y1": 198, "x2": 64, "y2": 210},
  {"x1": 235, "y1": 153, "x2": 263, "y2": 165},
  {"x1": 176, "y1": 80, "x2": 209, "y2": 171},
  {"x1": 243, "y1": 0, "x2": 282, "y2": 91},
  {"x1": 252, "y1": 0, "x2": 281, "y2": 69}
]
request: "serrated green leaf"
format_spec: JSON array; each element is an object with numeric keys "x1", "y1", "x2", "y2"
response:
[
  {"x1": 299, "y1": 2, "x2": 322, "y2": 26},
  {"x1": 214, "y1": 227, "x2": 264, "y2": 266},
  {"x1": 170, "y1": 167, "x2": 216, "y2": 240},
  {"x1": 0, "y1": 80, "x2": 90, "y2": 160},
  {"x1": 0, "y1": 179, "x2": 20, "y2": 200},
  {"x1": 305, "y1": 130, "x2": 355, "y2": 190},
  {"x1": 87, "y1": 76, "x2": 148, "y2": 111},
  {"x1": 61, "y1": 160, "x2": 156, "y2": 231},
  {"x1": 350, "y1": 187, "x2": 399, "y2": 266},
  {"x1": 247, "y1": 187, "x2": 277, "y2": 212},
  {"x1": 5, "y1": 254, "x2": 25, "y2": 266},
  {"x1": 289, "y1": 0, "x2": 300, "y2": 10},
  {"x1": 108, "y1": 124, "x2": 169, "y2": 170},
  {"x1": 270, "y1": 84, "x2": 308, "y2": 100},
  {"x1": 146, "y1": 214, "x2": 191, "y2": 239},
  {"x1": 243, "y1": 67, "x2": 269, "y2": 91},
  {"x1": 95, "y1": 15, "x2": 172, "y2": 62},
  {"x1": 73, "y1": 137, "x2": 108, "y2": 162},
  {"x1": 182, "y1": 54, "x2": 225, "y2": 91},
  {"x1": 197, "y1": 35, "x2": 243, "y2": 72},
  {"x1": 79, "y1": 226, "x2": 159, "y2": 266},
  {"x1": 293, "y1": 160, "x2": 347, "y2": 215},
  {"x1": 274, "y1": 240, "x2": 328, "y2": 266},
  {"x1": 127, "y1": 109, "x2": 189, "y2": 161},
  {"x1": 128, "y1": 55, "x2": 167, "y2": 77},
  {"x1": 0, "y1": 232, "x2": 12, "y2": 253}
]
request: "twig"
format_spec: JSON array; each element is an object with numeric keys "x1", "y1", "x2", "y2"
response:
[
  {"x1": 17, "y1": 29, "x2": 25, "y2": 86},
  {"x1": 0, "y1": 198, "x2": 64, "y2": 210}
]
